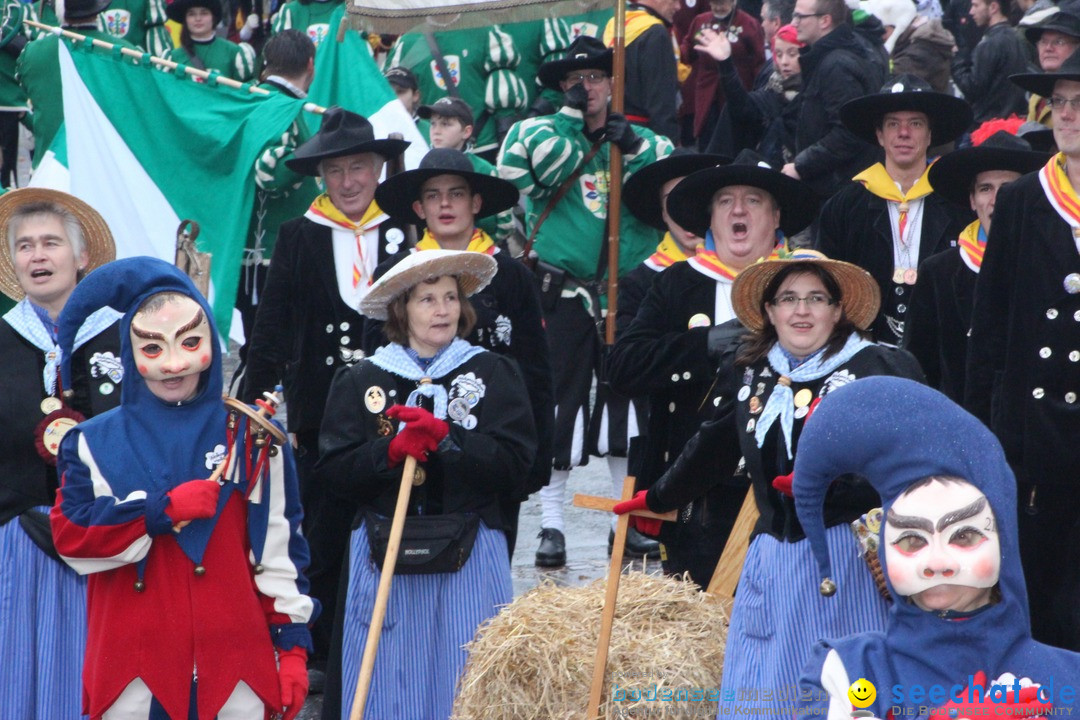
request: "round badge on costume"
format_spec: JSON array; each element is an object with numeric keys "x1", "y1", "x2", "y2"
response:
[
  {"x1": 748, "y1": 396, "x2": 761, "y2": 414},
  {"x1": 448, "y1": 397, "x2": 470, "y2": 422},
  {"x1": 463, "y1": 414, "x2": 478, "y2": 430},
  {"x1": 903, "y1": 269, "x2": 918, "y2": 285},
  {"x1": 687, "y1": 313, "x2": 711, "y2": 329},
  {"x1": 385, "y1": 228, "x2": 405, "y2": 255},
  {"x1": 794, "y1": 405, "x2": 809, "y2": 420},
  {"x1": 794, "y1": 388, "x2": 813, "y2": 408},
  {"x1": 1065, "y1": 273, "x2": 1080, "y2": 294},
  {"x1": 737, "y1": 385, "x2": 751, "y2": 402},
  {"x1": 892, "y1": 268, "x2": 905, "y2": 284},
  {"x1": 40, "y1": 397, "x2": 62, "y2": 414},
  {"x1": 746, "y1": 418, "x2": 756, "y2": 433},
  {"x1": 100, "y1": 382, "x2": 114, "y2": 395},
  {"x1": 35, "y1": 407, "x2": 86, "y2": 465},
  {"x1": 364, "y1": 386, "x2": 386, "y2": 414}
]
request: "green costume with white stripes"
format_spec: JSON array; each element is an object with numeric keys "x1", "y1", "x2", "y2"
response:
[
  {"x1": 166, "y1": 36, "x2": 255, "y2": 82},
  {"x1": 97, "y1": 0, "x2": 171, "y2": 56},
  {"x1": 270, "y1": 0, "x2": 341, "y2": 48}
]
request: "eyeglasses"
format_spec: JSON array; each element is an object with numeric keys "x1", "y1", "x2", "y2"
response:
[
  {"x1": 1049, "y1": 95, "x2": 1080, "y2": 112},
  {"x1": 769, "y1": 292, "x2": 836, "y2": 309},
  {"x1": 1037, "y1": 36, "x2": 1080, "y2": 48},
  {"x1": 791, "y1": 11, "x2": 824, "y2": 22},
  {"x1": 564, "y1": 72, "x2": 609, "y2": 86}
]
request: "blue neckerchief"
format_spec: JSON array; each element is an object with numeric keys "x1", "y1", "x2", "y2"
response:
[
  {"x1": 977, "y1": 224, "x2": 988, "y2": 246},
  {"x1": 703, "y1": 228, "x2": 787, "y2": 253},
  {"x1": 30, "y1": 301, "x2": 58, "y2": 342},
  {"x1": 367, "y1": 338, "x2": 484, "y2": 419},
  {"x1": 755, "y1": 333, "x2": 873, "y2": 458},
  {"x1": 778, "y1": 345, "x2": 825, "y2": 372}
]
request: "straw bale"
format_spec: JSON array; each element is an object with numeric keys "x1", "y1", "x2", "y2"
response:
[{"x1": 453, "y1": 572, "x2": 729, "y2": 720}]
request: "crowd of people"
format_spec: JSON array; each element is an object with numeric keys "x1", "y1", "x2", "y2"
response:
[{"x1": 2, "y1": 0, "x2": 1080, "y2": 717}]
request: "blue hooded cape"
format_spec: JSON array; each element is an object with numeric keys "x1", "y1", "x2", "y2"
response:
[{"x1": 793, "y1": 377, "x2": 1080, "y2": 716}]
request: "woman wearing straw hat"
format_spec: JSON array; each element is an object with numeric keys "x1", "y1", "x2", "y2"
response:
[
  {"x1": 316, "y1": 249, "x2": 536, "y2": 719},
  {"x1": 0, "y1": 188, "x2": 119, "y2": 718},
  {"x1": 615, "y1": 250, "x2": 924, "y2": 716}
]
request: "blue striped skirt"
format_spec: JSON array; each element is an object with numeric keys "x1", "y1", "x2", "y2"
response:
[
  {"x1": 717, "y1": 523, "x2": 888, "y2": 717},
  {"x1": 0, "y1": 507, "x2": 88, "y2": 720},
  {"x1": 339, "y1": 520, "x2": 512, "y2": 720}
]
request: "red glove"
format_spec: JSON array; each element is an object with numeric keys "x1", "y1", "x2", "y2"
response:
[
  {"x1": 165, "y1": 479, "x2": 221, "y2": 524},
  {"x1": 278, "y1": 646, "x2": 308, "y2": 720},
  {"x1": 938, "y1": 671, "x2": 1053, "y2": 718},
  {"x1": 386, "y1": 405, "x2": 450, "y2": 467},
  {"x1": 613, "y1": 490, "x2": 662, "y2": 536}
]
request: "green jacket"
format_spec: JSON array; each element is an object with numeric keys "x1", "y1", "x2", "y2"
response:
[
  {"x1": 498, "y1": 106, "x2": 672, "y2": 284},
  {"x1": 469, "y1": 152, "x2": 513, "y2": 244},
  {"x1": 270, "y1": 0, "x2": 342, "y2": 47},
  {"x1": 166, "y1": 36, "x2": 255, "y2": 82},
  {"x1": 97, "y1": 0, "x2": 171, "y2": 56}
]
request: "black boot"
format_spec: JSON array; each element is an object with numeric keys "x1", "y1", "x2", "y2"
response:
[
  {"x1": 608, "y1": 527, "x2": 661, "y2": 559},
  {"x1": 535, "y1": 528, "x2": 566, "y2": 567}
]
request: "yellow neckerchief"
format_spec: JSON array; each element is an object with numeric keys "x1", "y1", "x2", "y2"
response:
[
  {"x1": 308, "y1": 193, "x2": 383, "y2": 231},
  {"x1": 957, "y1": 219, "x2": 985, "y2": 272},
  {"x1": 1028, "y1": 94, "x2": 1053, "y2": 127},
  {"x1": 854, "y1": 161, "x2": 934, "y2": 246},
  {"x1": 415, "y1": 227, "x2": 496, "y2": 255},
  {"x1": 307, "y1": 193, "x2": 385, "y2": 288},
  {"x1": 644, "y1": 233, "x2": 693, "y2": 271},
  {"x1": 1039, "y1": 153, "x2": 1080, "y2": 254},
  {"x1": 688, "y1": 236, "x2": 787, "y2": 282}
]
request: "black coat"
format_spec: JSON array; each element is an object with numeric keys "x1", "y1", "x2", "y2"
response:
[
  {"x1": 624, "y1": 3, "x2": 680, "y2": 141},
  {"x1": 0, "y1": 319, "x2": 121, "y2": 526},
  {"x1": 966, "y1": 173, "x2": 1080, "y2": 486},
  {"x1": 815, "y1": 180, "x2": 974, "y2": 345},
  {"x1": 607, "y1": 262, "x2": 746, "y2": 587},
  {"x1": 363, "y1": 249, "x2": 554, "y2": 498},
  {"x1": 950, "y1": 22, "x2": 1029, "y2": 125},
  {"x1": 240, "y1": 215, "x2": 406, "y2": 435},
  {"x1": 902, "y1": 246, "x2": 976, "y2": 403},
  {"x1": 646, "y1": 343, "x2": 925, "y2": 543},
  {"x1": 792, "y1": 24, "x2": 885, "y2": 198}
]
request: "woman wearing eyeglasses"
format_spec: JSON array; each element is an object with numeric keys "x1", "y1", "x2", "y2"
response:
[{"x1": 615, "y1": 250, "x2": 925, "y2": 717}]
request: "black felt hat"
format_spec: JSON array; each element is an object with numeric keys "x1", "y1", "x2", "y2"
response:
[
  {"x1": 666, "y1": 149, "x2": 818, "y2": 238},
  {"x1": 286, "y1": 107, "x2": 411, "y2": 177},
  {"x1": 165, "y1": 0, "x2": 222, "y2": 26},
  {"x1": 840, "y1": 74, "x2": 974, "y2": 145},
  {"x1": 928, "y1": 131, "x2": 1049, "y2": 206},
  {"x1": 1023, "y1": 11, "x2": 1080, "y2": 44},
  {"x1": 623, "y1": 149, "x2": 731, "y2": 230},
  {"x1": 1011, "y1": 44, "x2": 1080, "y2": 97},
  {"x1": 537, "y1": 35, "x2": 613, "y2": 91},
  {"x1": 374, "y1": 148, "x2": 519, "y2": 225},
  {"x1": 64, "y1": 0, "x2": 113, "y2": 20}
]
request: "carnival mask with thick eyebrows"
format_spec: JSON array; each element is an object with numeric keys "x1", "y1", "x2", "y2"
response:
[
  {"x1": 884, "y1": 478, "x2": 1001, "y2": 609},
  {"x1": 129, "y1": 294, "x2": 212, "y2": 403}
]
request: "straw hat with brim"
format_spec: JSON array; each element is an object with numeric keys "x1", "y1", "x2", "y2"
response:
[
  {"x1": 1011, "y1": 47, "x2": 1080, "y2": 98},
  {"x1": 286, "y1": 106, "x2": 411, "y2": 177},
  {"x1": 840, "y1": 74, "x2": 974, "y2": 146},
  {"x1": 928, "y1": 131, "x2": 1050, "y2": 207},
  {"x1": 537, "y1": 35, "x2": 613, "y2": 91},
  {"x1": 359, "y1": 249, "x2": 498, "y2": 321},
  {"x1": 1024, "y1": 11, "x2": 1080, "y2": 45},
  {"x1": 622, "y1": 148, "x2": 730, "y2": 230},
  {"x1": 0, "y1": 188, "x2": 116, "y2": 301},
  {"x1": 165, "y1": 0, "x2": 222, "y2": 26},
  {"x1": 731, "y1": 250, "x2": 881, "y2": 332},
  {"x1": 374, "y1": 148, "x2": 519, "y2": 225},
  {"x1": 666, "y1": 149, "x2": 819, "y2": 238}
]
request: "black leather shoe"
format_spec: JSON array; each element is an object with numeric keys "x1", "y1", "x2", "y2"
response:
[
  {"x1": 609, "y1": 527, "x2": 661, "y2": 559},
  {"x1": 535, "y1": 527, "x2": 566, "y2": 567}
]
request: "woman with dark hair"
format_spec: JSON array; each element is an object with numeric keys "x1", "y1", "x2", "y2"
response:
[
  {"x1": 615, "y1": 250, "x2": 925, "y2": 717},
  {"x1": 165, "y1": 0, "x2": 255, "y2": 80},
  {"x1": 316, "y1": 249, "x2": 536, "y2": 719}
]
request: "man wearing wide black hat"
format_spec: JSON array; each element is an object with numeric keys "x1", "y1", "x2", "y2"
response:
[
  {"x1": 364, "y1": 147, "x2": 554, "y2": 563},
  {"x1": 498, "y1": 35, "x2": 673, "y2": 567},
  {"x1": 1024, "y1": 11, "x2": 1080, "y2": 126},
  {"x1": 608, "y1": 148, "x2": 818, "y2": 587},
  {"x1": 240, "y1": 106, "x2": 409, "y2": 678},
  {"x1": 904, "y1": 121, "x2": 1047, "y2": 403},
  {"x1": 17, "y1": 0, "x2": 137, "y2": 169},
  {"x1": 816, "y1": 75, "x2": 975, "y2": 346},
  {"x1": 965, "y1": 55, "x2": 1080, "y2": 650}
]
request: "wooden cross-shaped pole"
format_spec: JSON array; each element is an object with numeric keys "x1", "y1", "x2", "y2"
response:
[{"x1": 572, "y1": 479, "x2": 676, "y2": 720}]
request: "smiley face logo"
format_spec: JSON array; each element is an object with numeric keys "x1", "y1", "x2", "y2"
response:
[{"x1": 848, "y1": 678, "x2": 876, "y2": 708}]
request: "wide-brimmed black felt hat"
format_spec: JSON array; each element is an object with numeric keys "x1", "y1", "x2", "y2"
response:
[
  {"x1": 1023, "y1": 11, "x2": 1080, "y2": 44},
  {"x1": 165, "y1": 0, "x2": 222, "y2": 26},
  {"x1": 374, "y1": 148, "x2": 518, "y2": 225},
  {"x1": 623, "y1": 148, "x2": 730, "y2": 230},
  {"x1": 1011, "y1": 45, "x2": 1080, "y2": 97},
  {"x1": 65, "y1": 0, "x2": 113, "y2": 20},
  {"x1": 286, "y1": 107, "x2": 411, "y2": 177},
  {"x1": 840, "y1": 74, "x2": 974, "y2": 145},
  {"x1": 929, "y1": 131, "x2": 1049, "y2": 206},
  {"x1": 537, "y1": 35, "x2": 613, "y2": 91},
  {"x1": 666, "y1": 149, "x2": 818, "y2": 238}
]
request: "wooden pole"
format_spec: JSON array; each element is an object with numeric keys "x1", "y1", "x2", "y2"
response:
[
  {"x1": 585, "y1": 475, "x2": 636, "y2": 719},
  {"x1": 705, "y1": 486, "x2": 760, "y2": 602},
  {"x1": 25, "y1": 20, "x2": 326, "y2": 113},
  {"x1": 605, "y1": 0, "x2": 626, "y2": 346},
  {"x1": 348, "y1": 455, "x2": 417, "y2": 720}
]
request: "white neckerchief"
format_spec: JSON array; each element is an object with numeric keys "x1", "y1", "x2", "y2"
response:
[
  {"x1": 305, "y1": 211, "x2": 385, "y2": 309},
  {"x1": 3, "y1": 298, "x2": 121, "y2": 394},
  {"x1": 887, "y1": 192, "x2": 925, "y2": 272},
  {"x1": 713, "y1": 278, "x2": 736, "y2": 325}
]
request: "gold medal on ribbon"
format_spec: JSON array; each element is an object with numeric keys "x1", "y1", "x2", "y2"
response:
[{"x1": 40, "y1": 397, "x2": 62, "y2": 414}]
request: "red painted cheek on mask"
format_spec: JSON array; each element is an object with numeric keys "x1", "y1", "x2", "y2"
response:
[
  {"x1": 972, "y1": 556, "x2": 998, "y2": 581},
  {"x1": 138, "y1": 364, "x2": 149, "y2": 376},
  {"x1": 200, "y1": 353, "x2": 210, "y2": 367},
  {"x1": 887, "y1": 564, "x2": 910, "y2": 587}
]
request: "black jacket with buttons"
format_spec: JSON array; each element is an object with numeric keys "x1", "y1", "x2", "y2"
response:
[
  {"x1": 950, "y1": 21, "x2": 1029, "y2": 125},
  {"x1": 966, "y1": 172, "x2": 1080, "y2": 485},
  {"x1": 240, "y1": 215, "x2": 406, "y2": 434},
  {"x1": 815, "y1": 178, "x2": 974, "y2": 345}
]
